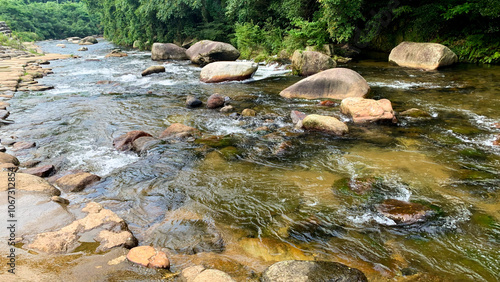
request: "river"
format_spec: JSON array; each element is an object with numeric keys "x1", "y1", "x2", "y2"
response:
[{"x1": 1, "y1": 39, "x2": 499, "y2": 281}]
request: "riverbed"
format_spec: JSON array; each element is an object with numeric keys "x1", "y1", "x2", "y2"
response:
[{"x1": 1, "y1": 39, "x2": 499, "y2": 281}]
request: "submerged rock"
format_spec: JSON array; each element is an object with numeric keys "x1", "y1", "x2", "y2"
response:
[
  {"x1": 151, "y1": 43, "x2": 188, "y2": 60},
  {"x1": 113, "y1": 131, "x2": 153, "y2": 151},
  {"x1": 302, "y1": 114, "x2": 348, "y2": 135},
  {"x1": 376, "y1": 199, "x2": 434, "y2": 224},
  {"x1": 241, "y1": 108, "x2": 256, "y2": 117},
  {"x1": 126, "y1": 246, "x2": 170, "y2": 269},
  {"x1": 200, "y1": 61, "x2": 258, "y2": 83},
  {"x1": 290, "y1": 110, "x2": 307, "y2": 125},
  {"x1": 132, "y1": 136, "x2": 160, "y2": 153},
  {"x1": 12, "y1": 141, "x2": 36, "y2": 151},
  {"x1": 280, "y1": 68, "x2": 370, "y2": 100},
  {"x1": 186, "y1": 40, "x2": 240, "y2": 66},
  {"x1": 261, "y1": 260, "x2": 367, "y2": 282},
  {"x1": 55, "y1": 172, "x2": 101, "y2": 192},
  {"x1": 160, "y1": 123, "x2": 199, "y2": 139},
  {"x1": 340, "y1": 97, "x2": 395, "y2": 124},
  {"x1": 141, "y1": 65, "x2": 165, "y2": 76},
  {"x1": 389, "y1": 42, "x2": 458, "y2": 70},
  {"x1": 399, "y1": 108, "x2": 432, "y2": 118},
  {"x1": 291, "y1": 50, "x2": 336, "y2": 76}
]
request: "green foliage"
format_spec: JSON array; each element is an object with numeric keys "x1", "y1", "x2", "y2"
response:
[
  {"x1": 13, "y1": 31, "x2": 41, "y2": 42},
  {"x1": 0, "y1": 0, "x2": 100, "y2": 40}
]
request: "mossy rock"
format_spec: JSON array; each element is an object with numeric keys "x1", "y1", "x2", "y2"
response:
[
  {"x1": 218, "y1": 146, "x2": 240, "y2": 160},
  {"x1": 458, "y1": 148, "x2": 488, "y2": 160},
  {"x1": 195, "y1": 135, "x2": 236, "y2": 148}
]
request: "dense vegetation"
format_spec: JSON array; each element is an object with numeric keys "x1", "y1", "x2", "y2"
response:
[{"x1": 0, "y1": 0, "x2": 100, "y2": 41}]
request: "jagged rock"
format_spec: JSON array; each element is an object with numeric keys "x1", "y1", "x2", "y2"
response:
[
  {"x1": 340, "y1": 97, "x2": 395, "y2": 124},
  {"x1": 389, "y1": 42, "x2": 458, "y2": 70},
  {"x1": 151, "y1": 43, "x2": 188, "y2": 60},
  {"x1": 291, "y1": 50, "x2": 336, "y2": 76},
  {"x1": 186, "y1": 40, "x2": 240, "y2": 66},
  {"x1": 290, "y1": 110, "x2": 307, "y2": 125},
  {"x1": 200, "y1": 62, "x2": 258, "y2": 83},
  {"x1": 141, "y1": 65, "x2": 166, "y2": 76},
  {"x1": 280, "y1": 68, "x2": 370, "y2": 100}
]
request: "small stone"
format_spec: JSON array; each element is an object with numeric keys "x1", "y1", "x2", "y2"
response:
[
  {"x1": 220, "y1": 105, "x2": 234, "y2": 113},
  {"x1": 186, "y1": 95, "x2": 203, "y2": 108},
  {"x1": 1, "y1": 139, "x2": 16, "y2": 146},
  {"x1": 12, "y1": 141, "x2": 36, "y2": 151},
  {"x1": 21, "y1": 159, "x2": 41, "y2": 168},
  {"x1": 113, "y1": 131, "x2": 153, "y2": 151},
  {"x1": 241, "y1": 109, "x2": 256, "y2": 117},
  {"x1": 77, "y1": 47, "x2": 88, "y2": 51},
  {"x1": 400, "y1": 108, "x2": 432, "y2": 118},
  {"x1": 126, "y1": 246, "x2": 170, "y2": 269},
  {"x1": 160, "y1": 123, "x2": 199, "y2": 139},
  {"x1": 340, "y1": 97, "x2": 395, "y2": 124},
  {"x1": 51, "y1": 196, "x2": 70, "y2": 205},
  {"x1": 376, "y1": 199, "x2": 434, "y2": 224},
  {"x1": 319, "y1": 100, "x2": 336, "y2": 107},
  {"x1": 302, "y1": 114, "x2": 349, "y2": 135},
  {"x1": 22, "y1": 165, "x2": 55, "y2": 177},
  {"x1": 207, "y1": 93, "x2": 225, "y2": 109}
]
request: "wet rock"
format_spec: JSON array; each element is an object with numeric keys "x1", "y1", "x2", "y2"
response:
[
  {"x1": 0, "y1": 152, "x2": 19, "y2": 165},
  {"x1": 273, "y1": 141, "x2": 293, "y2": 156},
  {"x1": 280, "y1": 68, "x2": 370, "y2": 100},
  {"x1": 399, "y1": 108, "x2": 432, "y2": 118},
  {"x1": 21, "y1": 159, "x2": 41, "y2": 168},
  {"x1": 126, "y1": 246, "x2": 170, "y2": 269},
  {"x1": 389, "y1": 42, "x2": 458, "y2": 70},
  {"x1": 302, "y1": 114, "x2": 348, "y2": 135},
  {"x1": 319, "y1": 100, "x2": 336, "y2": 107},
  {"x1": 0, "y1": 109, "x2": 9, "y2": 119},
  {"x1": 0, "y1": 172, "x2": 60, "y2": 195},
  {"x1": 79, "y1": 36, "x2": 98, "y2": 45},
  {"x1": 132, "y1": 136, "x2": 160, "y2": 153},
  {"x1": 192, "y1": 269, "x2": 235, "y2": 282},
  {"x1": 239, "y1": 238, "x2": 310, "y2": 262},
  {"x1": 0, "y1": 146, "x2": 5, "y2": 152},
  {"x1": 241, "y1": 108, "x2": 256, "y2": 117},
  {"x1": 181, "y1": 265, "x2": 206, "y2": 281},
  {"x1": 28, "y1": 85, "x2": 54, "y2": 91},
  {"x1": 141, "y1": 65, "x2": 165, "y2": 76},
  {"x1": 67, "y1": 37, "x2": 81, "y2": 43},
  {"x1": 220, "y1": 105, "x2": 234, "y2": 113},
  {"x1": 160, "y1": 123, "x2": 199, "y2": 139},
  {"x1": 494, "y1": 134, "x2": 500, "y2": 146},
  {"x1": 200, "y1": 62, "x2": 258, "y2": 83},
  {"x1": 0, "y1": 163, "x2": 17, "y2": 172},
  {"x1": 105, "y1": 49, "x2": 128, "y2": 58},
  {"x1": 21, "y1": 164, "x2": 55, "y2": 177},
  {"x1": 186, "y1": 40, "x2": 240, "y2": 66},
  {"x1": 261, "y1": 260, "x2": 368, "y2": 282},
  {"x1": 0, "y1": 101, "x2": 9, "y2": 109},
  {"x1": 290, "y1": 110, "x2": 307, "y2": 125},
  {"x1": 51, "y1": 196, "x2": 70, "y2": 205},
  {"x1": 56, "y1": 44, "x2": 66, "y2": 48},
  {"x1": 291, "y1": 50, "x2": 336, "y2": 76},
  {"x1": 12, "y1": 141, "x2": 36, "y2": 151},
  {"x1": 376, "y1": 199, "x2": 434, "y2": 224},
  {"x1": 151, "y1": 43, "x2": 188, "y2": 60},
  {"x1": 340, "y1": 97, "x2": 395, "y2": 124},
  {"x1": 207, "y1": 93, "x2": 225, "y2": 109},
  {"x1": 27, "y1": 202, "x2": 137, "y2": 254},
  {"x1": 77, "y1": 47, "x2": 88, "y2": 51},
  {"x1": 55, "y1": 172, "x2": 101, "y2": 192},
  {"x1": 113, "y1": 130, "x2": 153, "y2": 151},
  {"x1": 186, "y1": 95, "x2": 203, "y2": 108},
  {"x1": 195, "y1": 135, "x2": 235, "y2": 148},
  {"x1": 218, "y1": 146, "x2": 240, "y2": 160}
]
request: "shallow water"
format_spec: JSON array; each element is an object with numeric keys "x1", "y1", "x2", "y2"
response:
[{"x1": 1, "y1": 40, "x2": 499, "y2": 280}]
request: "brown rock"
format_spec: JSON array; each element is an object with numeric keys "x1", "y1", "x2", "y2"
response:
[
  {"x1": 51, "y1": 196, "x2": 70, "y2": 205},
  {"x1": 291, "y1": 50, "x2": 336, "y2": 76},
  {"x1": 160, "y1": 123, "x2": 199, "y2": 139},
  {"x1": 0, "y1": 172, "x2": 60, "y2": 195},
  {"x1": 280, "y1": 68, "x2": 370, "y2": 100},
  {"x1": 493, "y1": 134, "x2": 499, "y2": 146},
  {"x1": 340, "y1": 97, "x2": 395, "y2": 124},
  {"x1": 290, "y1": 110, "x2": 307, "y2": 125},
  {"x1": 12, "y1": 141, "x2": 36, "y2": 151},
  {"x1": 376, "y1": 199, "x2": 433, "y2": 224},
  {"x1": 22, "y1": 164, "x2": 55, "y2": 177},
  {"x1": 132, "y1": 136, "x2": 160, "y2": 153},
  {"x1": 0, "y1": 152, "x2": 19, "y2": 165},
  {"x1": 241, "y1": 109, "x2": 256, "y2": 117},
  {"x1": 113, "y1": 131, "x2": 153, "y2": 151},
  {"x1": 55, "y1": 172, "x2": 101, "y2": 192},
  {"x1": 181, "y1": 265, "x2": 206, "y2": 282},
  {"x1": 389, "y1": 42, "x2": 458, "y2": 70},
  {"x1": 192, "y1": 269, "x2": 235, "y2": 282},
  {"x1": 220, "y1": 105, "x2": 234, "y2": 113},
  {"x1": 105, "y1": 50, "x2": 128, "y2": 58},
  {"x1": 0, "y1": 163, "x2": 18, "y2": 172},
  {"x1": 141, "y1": 65, "x2": 165, "y2": 76},
  {"x1": 126, "y1": 246, "x2": 170, "y2": 269},
  {"x1": 200, "y1": 62, "x2": 258, "y2": 83},
  {"x1": 95, "y1": 230, "x2": 138, "y2": 252},
  {"x1": 207, "y1": 93, "x2": 225, "y2": 109},
  {"x1": 151, "y1": 43, "x2": 188, "y2": 60},
  {"x1": 302, "y1": 114, "x2": 348, "y2": 135},
  {"x1": 399, "y1": 108, "x2": 432, "y2": 118},
  {"x1": 186, "y1": 40, "x2": 240, "y2": 66},
  {"x1": 319, "y1": 100, "x2": 336, "y2": 107}
]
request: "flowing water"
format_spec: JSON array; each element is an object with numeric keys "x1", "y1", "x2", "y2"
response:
[{"x1": 2, "y1": 40, "x2": 499, "y2": 280}]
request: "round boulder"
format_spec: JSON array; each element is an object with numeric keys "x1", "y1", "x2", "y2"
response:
[
  {"x1": 151, "y1": 43, "x2": 188, "y2": 60},
  {"x1": 279, "y1": 68, "x2": 370, "y2": 100},
  {"x1": 302, "y1": 114, "x2": 348, "y2": 135},
  {"x1": 206, "y1": 93, "x2": 225, "y2": 109},
  {"x1": 186, "y1": 40, "x2": 240, "y2": 66},
  {"x1": 200, "y1": 62, "x2": 258, "y2": 83},
  {"x1": 389, "y1": 41, "x2": 458, "y2": 70},
  {"x1": 261, "y1": 260, "x2": 367, "y2": 282},
  {"x1": 292, "y1": 50, "x2": 336, "y2": 76}
]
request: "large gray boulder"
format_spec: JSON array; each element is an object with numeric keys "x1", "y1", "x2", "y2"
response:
[
  {"x1": 280, "y1": 68, "x2": 370, "y2": 100},
  {"x1": 79, "y1": 36, "x2": 98, "y2": 45},
  {"x1": 200, "y1": 62, "x2": 258, "y2": 83},
  {"x1": 186, "y1": 40, "x2": 240, "y2": 66},
  {"x1": 292, "y1": 50, "x2": 336, "y2": 76},
  {"x1": 261, "y1": 260, "x2": 368, "y2": 282},
  {"x1": 151, "y1": 43, "x2": 188, "y2": 60},
  {"x1": 389, "y1": 41, "x2": 458, "y2": 70}
]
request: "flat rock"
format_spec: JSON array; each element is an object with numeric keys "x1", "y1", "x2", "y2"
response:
[
  {"x1": 132, "y1": 136, "x2": 160, "y2": 153},
  {"x1": 340, "y1": 97, "x2": 395, "y2": 123},
  {"x1": 113, "y1": 131, "x2": 153, "y2": 151},
  {"x1": 399, "y1": 108, "x2": 432, "y2": 118},
  {"x1": 21, "y1": 164, "x2": 55, "y2": 177},
  {"x1": 55, "y1": 172, "x2": 101, "y2": 192},
  {"x1": 126, "y1": 246, "x2": 170, "y2": 269},
  {"x1": 389, "y1": 42, "x2": 458, "y2": 70},
  {"x1": 160, "y1": 123, "x2": 199, "y2": 139},
  {"x1": 151, "y1": 43, "x2": 188, "y2": 60},
  {"x1": 302, "y1": 114, "x2": 348, "y2": 135},
  {"x1": 141, "y1": 65, "x2": 165, "y2": 76},
  {"x1": 12, "y1": 141, "x2": 36, "y2": 151},
  {"x1": 261, "y1": 260, "x2": 368, "y2": 282},
  {"x1": 280, "y1": 68, "x2": 370, "y2": 100},
  {"x1": 186, "y1": 40, "x2": 240, "y2": 66},
  {"x1": 200, "y1": 62, "x2": 258, "y2": 83},
  {"x1": 376, "y1": 199, "x2": 434, "y2": 224},
  {"x1": 0, "y1": 172, "x2": 60, "y2": 195}
]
